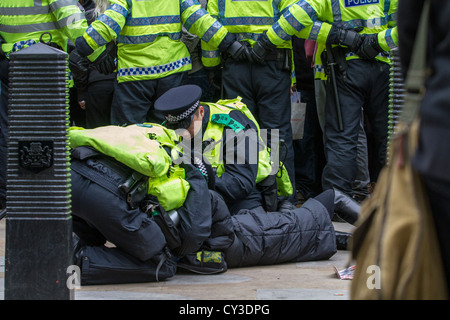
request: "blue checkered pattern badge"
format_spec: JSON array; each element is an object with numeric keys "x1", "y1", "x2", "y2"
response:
[{"x1": 118, "y1": 57, "x2": 191, "y2": 78}]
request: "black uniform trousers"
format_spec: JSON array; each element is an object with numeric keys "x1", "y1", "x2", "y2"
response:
[
  {"x1": 85, "y1": 77, "x2": 116, "y2": 128},
  {"x1": 110, "y1": 72, "x2": 185, "y2": 126},
  {"x1": 221, "y1": 58, "x2": 296, "y2": 203},
  {"x1": 322, "y1": 59, "x2": 389, "y2": 196},
  {"x1": 70, "y1": 157, "x2": 176, "y2": 285}
]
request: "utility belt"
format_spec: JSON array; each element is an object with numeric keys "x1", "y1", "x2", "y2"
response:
[
  {"x1": 224, "y1": 41, "x2": 292, "y2": 70},
  {"x1": 322, "y1": 46, "x2": 390, "y2": 75},
  {"x1": 266, "y1": 47, "x2": 292, "y2": 71},
  {"x1": 321, "y1": 46, "x2": 349, "y2": 75},
  {"x1": 71, "y1": 146, "x2": 149, "y2": 210}
]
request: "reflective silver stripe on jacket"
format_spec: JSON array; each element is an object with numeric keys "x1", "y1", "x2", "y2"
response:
[
  {"x1": 0, "y1": 13, "x2": 85, "y2": 33},
  {"x1": 0, "y1": 0, "x2": 79, "y2": 15}
]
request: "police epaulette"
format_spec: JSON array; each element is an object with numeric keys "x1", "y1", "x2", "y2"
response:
[{"x1": 210, "y1": 113, "x2": 245, "y2": 133}]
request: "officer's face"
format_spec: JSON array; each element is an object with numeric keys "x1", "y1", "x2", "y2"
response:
[{"x1": 183, "y1": 106, "x2": 204, "y2": 140}]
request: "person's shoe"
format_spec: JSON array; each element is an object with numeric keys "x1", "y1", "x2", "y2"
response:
[
  {"x1": 335, "y1": 231, "x2": 352, "y2": 250},
  {"x1": 72, "y1": 232, "x2": 86, "y2": 266},
  {"x1": 334, "y1": 188, "x2": 361, "y2": 225},
  {"x1": 177, "y1": 250, "x2": 227, "y2": 275}
]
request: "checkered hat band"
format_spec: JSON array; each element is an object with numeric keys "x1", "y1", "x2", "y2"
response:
[{"x1": 166, "y1": 101, "x2": 199, "y2": 123}]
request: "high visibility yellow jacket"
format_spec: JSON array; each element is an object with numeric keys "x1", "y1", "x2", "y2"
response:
[
  {"x1": 201, "y1": 98, "x2": 293, "y2": 197},
  {"x1": 201, "y1": 0, "x2": 297, "y2": 69},
  {"x1": 202, "y1": 98, "x2": 273, "y2": 183},
  {"x1": 82, "y1": 0, "x2": 230, "y2": 83},
  {"x1": 266, "y1": 0, "x2": 398, "y2": 80},
  {"x1": 69, "y1": 123, "x2": 191, "y2": 211},
  {"x1": 0, "y1": 0, "x2": 88, "y2": 55}
]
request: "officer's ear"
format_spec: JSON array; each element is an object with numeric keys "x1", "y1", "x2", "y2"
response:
[{"x1": 197, "y1": 105, "x2": 205, "y2": 119}]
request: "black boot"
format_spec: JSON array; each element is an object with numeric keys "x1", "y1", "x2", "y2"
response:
[
  {"x1": 335, "y1": 231, "x2": 352, "y2": 250},
  {"x1": 177, "y1": 250, "x2": 227, "y2": 275},
  {"x1": 72, "y1": 232, "x2": 87, "y2": 266},
  {"x1": 334, "y1": 188, "x2": 361, "y2": 225}
]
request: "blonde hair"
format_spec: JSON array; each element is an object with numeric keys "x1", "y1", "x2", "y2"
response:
[{"x1": 93, "y1": 0, "x2": 111, "y2": 17}]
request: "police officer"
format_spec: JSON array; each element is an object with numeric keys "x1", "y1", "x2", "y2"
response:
[
  {"x1": 257, "y1": 0, "x2": 398, "y2": 198},
  {"x1": 69, "y1": 122, "x2": 228, "y2": 282},
  {"x1": 155, "y1": 84, "x2": 364, "y2": 250},
  {"x1": 154, "y1": 84, "x2": 278, "y2": 214},
  {"x1": 75, "y1": 0, "x2": 249, "y2": 126},
  {"x1": 201, "y1": 0, "x2": 298, "y2": 206},
  {"x1": 70, "y1": 0, "x2": 117, "y2": 129},
  {"x1": 0, "y1": 0, "x2": 90, "y2": 218}
]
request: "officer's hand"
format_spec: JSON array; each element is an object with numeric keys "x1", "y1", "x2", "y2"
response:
[
  {"x1": 355, "y1": 33, "x2": 384, "y2": 60},
  {"x1": 92, "y1": 41, "x2": 117, "y2": 75},
  {"x1": 69, "y1": 49, "x2": 89, "y2": 84},
  {"x1": 227, "y1": 41, "x2": 251, "y2": 62},
  {"x1": 251, "y1": 32, "x2": 277, "y2": 64},
  {"x1": 327, "y1": 25, "x2": 363, "y2": 52}
]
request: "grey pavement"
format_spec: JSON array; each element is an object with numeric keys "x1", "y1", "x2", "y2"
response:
[{"x1": 0, "y1": 219, "x2": 354, "y2": 300}]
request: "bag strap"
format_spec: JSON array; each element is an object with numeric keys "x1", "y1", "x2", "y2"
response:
[{"x1": 400, "y1": 0, "x2": 431, "y2": 126}]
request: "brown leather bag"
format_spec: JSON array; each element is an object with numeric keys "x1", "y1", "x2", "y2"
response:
[
  {"x1": 350, "y1": 0, "x2": 448, "y2": 300},
  {"x1": 350, "y1": 120, "x2": 448, "y2": 299}
]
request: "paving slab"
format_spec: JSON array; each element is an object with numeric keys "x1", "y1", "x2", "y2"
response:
[{"x1": 0, "y1": 219, "x2": 354, "y2": 300}]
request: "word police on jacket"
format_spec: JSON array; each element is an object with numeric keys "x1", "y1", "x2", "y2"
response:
[{"x1": 345, "y1": 0, "x2": 380, "y2": 7}]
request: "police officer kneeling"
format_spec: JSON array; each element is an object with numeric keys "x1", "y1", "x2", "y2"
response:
[{"x1": 69, "y1": 121, "x2": 234, "y2": 284}]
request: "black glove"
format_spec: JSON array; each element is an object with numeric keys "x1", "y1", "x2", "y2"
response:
[
  {"x1": 218, "y1": 32, "x2": 251, "y2": 62},
  {"x1": 327, "y1": 25, "x2": 363, "y2": 51},
  {"x1": 251, "y1": 32, "x2": 277, "y2": 64},
  {"x1": 226, "y1": 40, "x2": 251, "y2": 62},
  {"x1": 355, "y1": 33, "x2": 384, "y2": 60},
  {"x1": 68, "y1": 49, "x2": 89, "y2": 87},
  {"x1": 91, "y1": 41, "x2": 117, "y2": 75}
]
